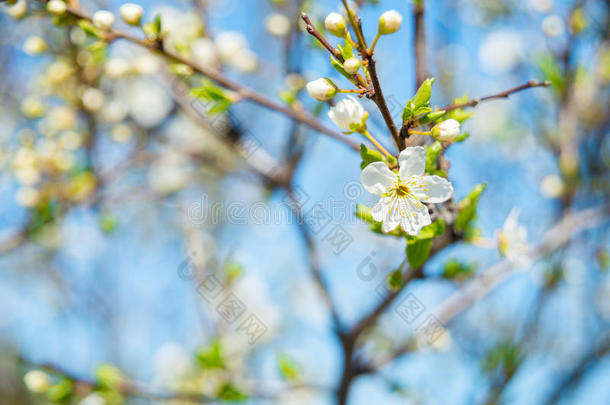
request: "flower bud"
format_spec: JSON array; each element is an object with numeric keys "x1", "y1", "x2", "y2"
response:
[
  {"x1": 328, "y1": 96, "x2": 368, "y2": 132},
  {"x1": 305, "y1": 78, "x2": 338, "y2": 101},
  {"x1": 432, "y1": 119, "x2": 460, "y2": 142},
  {"x1": 378, "y1": 10, "x2": 402, "y2": 35},
  {"x1": 343, "y1": 57, "x2": 361, "y2": 75},
  {"x1": 47, "y1": 0, "x2": 67, "y2": 16},
  {"x1": 265, "y1": 12, "x2": 291, "y2": 37},
  {"x1": 325, "y1": 12, "x2": 346, "y2": 37},
  {"x1": 119, "y1": 3, "x2": 143, "y2": 26},
  {"x1": 23, "y1": 36, "x2": 48, "y2": 55},
  {"x1": 23, "y1": 370, "x2": 50, "y2": 393},
  {"x1": 7, "y1": 0, "x2": 27, "y2": 20},
  {"x1": 93, "y1": 10, "x2": 115, "y2": 30}
]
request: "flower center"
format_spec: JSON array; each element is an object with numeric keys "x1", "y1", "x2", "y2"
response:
[{"x1": 394, "y1": 183, "x2": 410, "y2": 197}]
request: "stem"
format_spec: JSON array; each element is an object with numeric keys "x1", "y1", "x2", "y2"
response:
[
  {"x1": 362, "y1": 129, "x2": 392, "y2": 158},
  {"x1": 338, "y1": 89, "x2": 365, "y2": 94},
  {"x1": 408, "y1": 130, "x2": 431, "y2": 136},
  {"x1": 368, "y1": 32, "x2": 381, "y2": 54},
  {"x1": 341, "y1": 0, "x2": 367, "y2": 50}
]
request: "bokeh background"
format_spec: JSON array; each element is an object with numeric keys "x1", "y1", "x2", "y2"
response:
[{"x1": 0, "y1": 0, "x2": 609, "y2": 404}]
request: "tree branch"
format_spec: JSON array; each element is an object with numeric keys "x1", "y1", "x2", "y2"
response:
[
  {"x1": 413, "y1": 0, "x2": 427, "y2": 88},
  {"x1": 441, "y1": 80, "x2": 552, "y2": 113},
  {"x1": 56, "y1": 3, "x2": 358, "y2": 151}
]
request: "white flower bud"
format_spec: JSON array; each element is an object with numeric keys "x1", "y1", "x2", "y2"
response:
[
  {"x1": 343, "y1": 57, "x2": 361, "y2": 75},
  {"x1": 305, "y1": 78, "x2": 338, "y2": 101},
  {"x1": 23, "y1": 36, "x2": 48, "y2": 55},
  {"x1": 23, "y1": 370, "x2": 50, "y2": 393},
  {"x1": 119, "y1": 3, "x2": 143, "y2": 26},
  {"x1": 265, "y1": 13, "x2": 291, "y2": 37},
  {"x1": 81, "y1": 87, "x2": 105, "y2": 111},
  {"x1": 432, "y1": 119, "x2": 460, "y2": 142},
  {"x1": 47, "y1": 0, "x2": 66, "y2": 16},
  {"x1": 378, "y1": 10, "x2": 402, "y2": 35},
  {"x1": 93, "y1": 10, "x2": 115, "y2": 30},
  {"x1": 324, "y1": 12, "x2": 346, "y2": 37},
  {"x1": 328, "y1": 96, "x2": 368, "y2": 132},
  {"x1": 6, "y1": 0, "x2": 27, "y2": 20}
]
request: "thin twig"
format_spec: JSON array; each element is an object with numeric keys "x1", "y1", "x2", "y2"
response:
[
  {"x1": 301, "y1": 13, "x2": 343, "y2": 62},
  {"x1": 57, "y1": 3, "x2": 358, "y2": 151},
  {"x1": 441, "y1": 80, "x2": 552, "y2": 113}
]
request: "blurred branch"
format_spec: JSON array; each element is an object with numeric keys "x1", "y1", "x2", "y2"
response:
[
  {"x1": 434, "y1": 204, "x2": 610, "y2": 325},
  {"x1": 54, "y1": 2, "x2": 358, "y2": 151},
  {"x1": 413, "y1": 0, "x2": 427, "y2": 88},
  {"x1": 544, "y1": 337, "x2": 610, "y2": 405},
  {"x1": 441, "y1": 80, "x2": 552, "y2": 113}
]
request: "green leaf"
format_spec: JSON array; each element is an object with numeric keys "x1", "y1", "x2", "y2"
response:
[
  {"x1": 537, "y1": 52, "x2": 564, "y2": 94},
  {"x1": 412, "y1": 78, "x2": 434, "y2": 109},
  {"x1": 143, "y1": 14, "x2": 162, "y2": 39},
  {"x1": 94, "y1": 364, "x2": 123, "y2": 389},
  {"x1": 454, "y1": 183, "x2": 487, "y2": 234},
  {"x1": 339, "y1": 34, "x2": 353, "y2": 59},
  {"x1": 443, "y1": 260, "x2": 476, "y2": 280},
  {"x1": 417, "y1": 109, "x2": 446, "y2": 125},
  {"x1": 45, "y1": 379, "x2": 72, "y2": 402},
  {"x1": 405, "y1": 220, "x2": 445, "y2": 268},
  {"x1": 386, "y1": 269, "x2": 404, "y2": 290},
  {"x1": 330, "y1": 56, "x2": 353, "y2": 81},
  {"x1": 191, "y1": 79, "x2": 233, "y2": 115},
  {"x1": 218, "y1": 383, "x2": 248, "y2": 401},
  {"x1": 425, "y1": 141, "x2": 443, "y2": 174},
  {"x1": 196, "y1": 340, "x2": 225, "y2": 369},
  {"x1": 360, "y1": 144, "x2": 385, "y2": 169},
  {"x1": 99, "y1": 213, "x2": 118, "y2": 234},
  {"x1": 406, "y1": 238, "x2": 433, "y2": 268},
  {"x1": 355, "y1": 204, "x2": 375, "y2": 224},
  {"x1": 78, "y1": 20, "x2": 101, "y2": 38},
  {"x1": 278, "y1": 354, "x2": 301, "y2": 382}
]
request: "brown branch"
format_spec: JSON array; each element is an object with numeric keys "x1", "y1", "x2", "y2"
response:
[
  {"x1": 301, "y1": 13, "x2": 343, "y2": 62},
  {"x1": 441, "y1": 80, "x2": 552, "y2": 113},
  {"x1": 413, "y1": 0, "x2": 427, "y2": 88},
  {"x1": 56, "y1": 3, "x2": 358, "y2": 151}
]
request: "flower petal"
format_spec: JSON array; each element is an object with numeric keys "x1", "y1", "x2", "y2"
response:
[
  {"x1": 371, "y1": 197, "x2": 390, "y2": 222},
  {"x1": 361, "y1": 162, "x2": 395, "y2": 195},
  {"x1": 398, "y1": 146, "x2": 426, "y2": 179},
  {"x1": 381, "y1": 198, "x2": 401, "y2": 232},
  {"x1": 399, "y1": 196, "x2": 431, "y2": 235},
  {"x1": 412, "y1": 175, "x2": 453, "y2": 203}
]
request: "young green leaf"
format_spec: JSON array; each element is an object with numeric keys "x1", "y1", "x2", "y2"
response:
[
  {"x1": 454, "y1": 183, "x2": 487, "y2": 233},
  {"x1": 360, "y1": 144, "x2": 385, "y2": 169}
]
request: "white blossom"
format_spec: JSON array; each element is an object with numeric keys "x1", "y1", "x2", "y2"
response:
[
  {"x1": 190, "y1": 38, "x2": 218, "y2": 67},
  {"x1": 498, "y1": 208, "x2": 531, "y2": 268},
  {"x1": 325, "y1": 12, "x2": 346, "y2": 37},
  {"x1": 378, "y1": 10, "x2": 402, "y2": 35},
  {"x1": 305, "y1": 78, "x2": 337, "y2": 101},
  {"x1": 328, "y1": 96, "x2": 367, "y2": 132},
  {"x1": 23, "y1": 36, "x2": 47, "y2": 55},
  {"x1": 81, "y1": 87, "x2": 104, "y2": 111},
  {"x1": 343, "y1": 57, "x2": 361, "y2": 75},
  {"x1": 47, "y1": 0, "x2": 66, "y2": 16},
  {"x1": 6, "y1": 0, "x2": 27, "y2": 20},
  {"x1": 265, "y1": 13, "x2": 291, "y2": 37},
  {"x1": 79, "y1": 393, "x2": 106, "y2": 405},
  {"x1": 23, "y1": 370, "x2": 49, "y2": 393},
  {"x1": 361, "y1": 146, "x2": 453, "y2": 235},
  {"x1": 432, "y1": 119, "x2": 461, "y2": 142},
  {"x1": 92, "y1": 10, "x2": 115, "y2": 30},
  {"x1": 119, "y1": 3, "x2": 143, "y2": 26}
]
